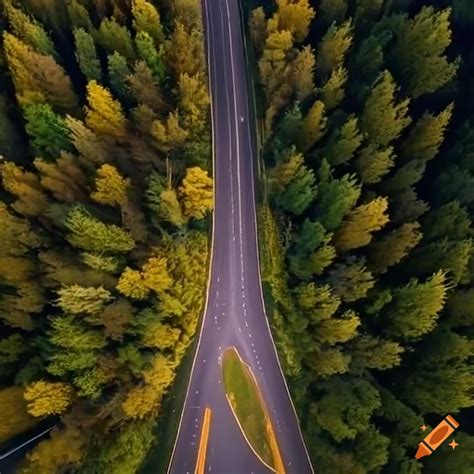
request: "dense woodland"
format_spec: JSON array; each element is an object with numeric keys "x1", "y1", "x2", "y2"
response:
[
  {"x1": 0, "y1": 0, "x2": 212, "y2": 471},
  {"x1": 249, "y1": 0, "x2": 474, "y2": 472}
]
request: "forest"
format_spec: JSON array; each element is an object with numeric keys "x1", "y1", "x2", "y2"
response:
[
  {"x1": 0, "y1": 0, "x2": 212, "y2": 472},
  {"x1": 1, "y1": 0, "x2": 473, "y2": 473},
  {"x1": 248, "y1": 0, "x2": 474, "y2": 472}
]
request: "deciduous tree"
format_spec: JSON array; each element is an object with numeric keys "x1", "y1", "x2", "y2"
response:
[
  {"x1": 24, "y1": 381, "x2": 73, "y2": 417},
  {"x1": 166, "y1": 21, "x2": 205, "y2": 78},
  {"x1": 0, "y1": 386, "x2": 36, "y2": 443},
  {"x1": 151, "y1": 112, "x2": 189, "y2": 153},
  {"x1": 145, "y1": 173, "x2": 187, "y2": 227},
  {"x1": 274, "y1": 0, "x2": 315, "y2": 43},
  {"x1": 0, "y1": 161, "x2": 49, "y2": 217},
  {"x1": 34, "y1": 154, "x2": 88, "y2": 203},
  {"x1": 178, "y1": 166, "x2": 213, "y2": 219},
  {"x1": 117, "y1": 267, "x2": 149, "y2": 299}
]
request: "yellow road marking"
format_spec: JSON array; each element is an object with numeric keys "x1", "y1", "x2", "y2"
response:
[{"x1": 195, "y1": 408, "x2": 212, "y2": 474}]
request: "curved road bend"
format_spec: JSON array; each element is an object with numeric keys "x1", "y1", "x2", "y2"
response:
[{"x1": 168, "y1": 0, "x2": 313, "y2": 473}]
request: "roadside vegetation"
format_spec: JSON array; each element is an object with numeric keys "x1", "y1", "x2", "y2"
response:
[
  {"x1": 221, "y1": 347, "x2": 283, "y2": 472},
  {"x1": 248, "y1": 0, "x2": 474, "y2": 472},
  {"x1": 0, "y1": 0, "x2": 211, "y2": 471}
]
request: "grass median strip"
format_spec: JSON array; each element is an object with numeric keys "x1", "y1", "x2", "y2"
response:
[{"x1": 221, "y1": 347, "x2": 285, "y2": 473}]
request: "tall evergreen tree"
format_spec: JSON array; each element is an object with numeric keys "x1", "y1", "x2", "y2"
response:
[{"x1": 73, "y1": 28, "x2": 102, "y2": 82}]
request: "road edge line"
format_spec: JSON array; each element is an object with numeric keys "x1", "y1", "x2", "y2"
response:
[
  {"x1": 166, "y1": 1, "x2": 218, "y2": 471},
  {"x1": 236, "y1": 0, "x2": 315, "y2": 471}
]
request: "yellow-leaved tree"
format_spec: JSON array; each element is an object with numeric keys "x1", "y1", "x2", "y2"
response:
[
  {"x1": 122, "y1": 385, "x2": 161, "y2": 419},
  {"x1": 334, "y1": 197, "x2": 390, "y2": 252},
  {"x1": 179, "y1": 167, "x2": 213, "y2": 219},
  {"x1": 91, "y1": 164, "x2": 130, "y2": 207},
  {"x1": 117, "y1": 267, "x2": 149, "y2": 300},
  {"x1": 142, "y1": 256, "x2": 172, "y2": 295},
  {"x1": 24, "y1": 380, "x2": 73, "y2": 417},
  {"x1": 0, "y1": 386, "x2": 37, "y2": 443},
  {"x1": 85, "y1": 81, "x2": 128, "y2": 141}
]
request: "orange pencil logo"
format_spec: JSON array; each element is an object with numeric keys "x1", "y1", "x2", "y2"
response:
[{"x1": 415, "y1": 414, "x2": 459, "y2": 459}]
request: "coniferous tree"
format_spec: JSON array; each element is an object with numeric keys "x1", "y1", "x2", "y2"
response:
[
  {"x1": 3, "y1": 0, "x2": 56, "y2": 56},
  {"x1": 388, "y1": 7, "x2": 458, "y2": 98},
  {"x1": 3, "y1": 33, "x2": 78, "y2": 112},
  {"x1": 85, "y1": 81, "x2": 128, "y2": 141},
  {"x1": 316, "y1": 20, "x2": 353, "y2": 80},
  {"x1": 269, "y1": 150, "x2": 317, "y2": 215},
  {"x1": 64, "y1": 206, "x2": 135, "y2": 254},
  {"x1": 91, "y1": 164, "x2": 130, "y2": 207},
  {"x1": 297, "y1": 100, "x2": 327, "y2": 152},
  {"x1": 24, "y1": 104, "x2": 73, "y2": 159},
  {"x1": 315, "y1": 164, "x2": 361, "y2": 231},
  {"x1": 132, "y1": 0, "x2": 164, "y2": 46},
  {"x1": 321, "y1": 115, "x2": 363, "y2": 166},
  {"x1": 67, "y1": 0, "x2": 93, "y2": 30},
  {"x1": 95, "y1": 17, "x2": 136, "y2": 60},
  {"x1": 320, "y1": 66, "x2": 348, "y2": 111},
  {"x1": 135, "y1": 31, "x2": 166, "y2": 83},
  {"x1": 354, "y1": 143, "x2": 395, "y2": 184},
  {"x1": 249, "y1": 7, "x2": 267, "y2": 52},
  {"x1": 319, "y1": 0, "x2": 348, "y2": 25},
  {"x1": 107, "y1": 52, "x2": 131, "y2": 100},
  {"x1": 73, "y1": 28, "x2": 102, "y2": 82},
  {"x1": 360, "y1": 70, "x2": 411, "y2": 147},
  {"x1": 327, "y1": 257, "x2": 375, "y2": 302},
  {"x1": 334, "y1": 196, "x2": 390, "y2": 251},
  {"x1": 398, "y1": 104, "x2": 453, "y2": 162},
  {"x1": 383, "y1": 271, "x2": 449, "y2": 340}
]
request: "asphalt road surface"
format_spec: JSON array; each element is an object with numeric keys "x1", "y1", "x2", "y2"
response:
[{"x1": 167, "y1": 1, "x2": 314, "y2": 473}]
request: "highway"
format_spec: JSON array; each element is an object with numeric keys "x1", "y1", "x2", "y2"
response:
[{"x1": 167, "y1": 0, "x2": 313, "y2": 472}]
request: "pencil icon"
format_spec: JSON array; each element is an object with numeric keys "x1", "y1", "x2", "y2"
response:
[{"x1": 415, "y1": 414, "x2": 459, "y2": 459}]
